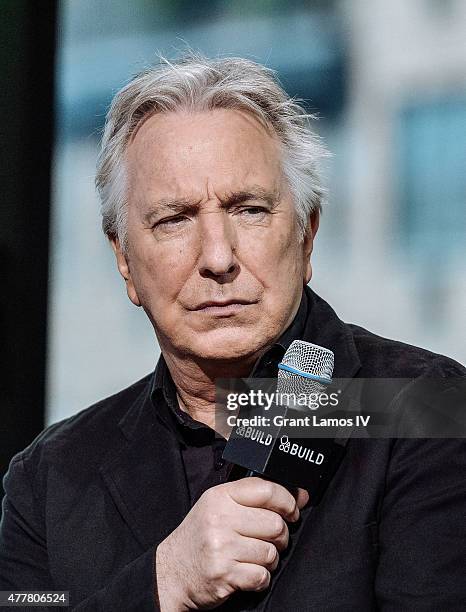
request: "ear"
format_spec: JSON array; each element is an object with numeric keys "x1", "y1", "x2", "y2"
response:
[
  {"x1": 302, "y1": 210, "x2": 320, "y2": 285},
  {"x1": 109, "y1": 236, "x2": 141, "y2": 307}
]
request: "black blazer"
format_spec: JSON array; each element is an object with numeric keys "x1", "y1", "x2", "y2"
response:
[{"x1": 1, "y1": 289, "x2": 465, "y2": 611}]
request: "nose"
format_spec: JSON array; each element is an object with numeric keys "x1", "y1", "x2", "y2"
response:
[{"x1": 198, "y1": 210, "x2": 239, "y2": 281}]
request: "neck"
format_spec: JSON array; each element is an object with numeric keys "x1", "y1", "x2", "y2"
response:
[{"x1": 161, "y1": 348, "x2": 265, "y2": 436}]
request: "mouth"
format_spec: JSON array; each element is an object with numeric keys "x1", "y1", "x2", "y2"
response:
[{"x1": 190, "y1": 299, "x2": 257, "y2": 316}]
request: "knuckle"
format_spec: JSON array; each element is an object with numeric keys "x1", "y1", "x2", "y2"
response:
[
  {"x1": 271, "y1": 515, "x2": 285, "y2": 538},
  {"x1": 206, "y1": 557, "x2": 228, "y2": 581},
  {"x1": 213, "y1": 584, "x2": 232, "y2": 601},
  {"x1": 254, "y1": 568, "x2": 270, "y2": 590},
  {"x1": 205, "y1": 509, "x2": 223, "y2": 529},
  {"x1": 208, "y1": 532, "x2": 225, "y2": 555},
  {"x1": 265, "y1": 544, "x2": 277, "y2": 566},
  {"x1": 279, "y1": 527, "x2": 290, "y2": 550},
  {"x1": 286, "y1": 498, "x2": 296, "y2": 517},
  {"x1": 257, "y1": 480, "x2": 275, "y2": 503},
  {"x1": 204, "y1": 512, "x2": 215, "y2": 528},
  {"x1": 202, "y1": 485, "x2": 225, "y2": 506},
  {"x1": 200, "y1": 487, "x2": 215, "y2": 504}
]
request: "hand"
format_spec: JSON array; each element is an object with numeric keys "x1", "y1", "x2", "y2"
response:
[{"x1": 155, "y1": 478, "x2": 309, "y2": 611}]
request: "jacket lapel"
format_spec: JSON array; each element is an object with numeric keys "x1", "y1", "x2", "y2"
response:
[
  {"x1": 100, "y1": 385, "x2": 190, "y2": 551},
  {"x1": 303, "y1": 286, "x2": 361, "y2": 380}
]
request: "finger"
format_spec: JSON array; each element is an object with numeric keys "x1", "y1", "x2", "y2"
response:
[
  {"x1": 293, "y1": 487, "x2": 310, "y2": 510},
  {"x1": 231, "y1": 508, "x2": 290, "y2": 552},
  {"x1": 229, "y1": 562, "x2": 271, "y2": 593},
  {"x1": 227, "y1": 478, "x2": 299, "y2": 522},
  {"x1": 233, "y1": 536, "x2": 280, "y2": 572}
]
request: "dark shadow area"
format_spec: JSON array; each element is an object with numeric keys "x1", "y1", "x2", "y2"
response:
[{"x1": 0, "y1": 0, "x2": 57, "y2": 502}]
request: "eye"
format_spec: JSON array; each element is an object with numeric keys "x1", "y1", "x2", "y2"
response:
[
  {"x1": 153, "y1": 215, "x2": 188, "y2": 229},
  {"x1": 242, "y1": 207, "x2": 264, "y2": 215},
  {"x1": 237, "y1": 206, "x2": 269, "y2": 219},
  {"x1": 235, "y1": 206, "x2": 270, "y2": 224}
]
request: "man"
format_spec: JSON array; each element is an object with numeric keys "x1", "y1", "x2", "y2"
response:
[{"x1": 1, "y1": 54, "x2": 465, "y2": 611}]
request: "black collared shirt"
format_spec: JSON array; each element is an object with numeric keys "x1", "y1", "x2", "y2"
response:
[{"x1": 150, "y1": 290, "x2": 309, "y2": 506}]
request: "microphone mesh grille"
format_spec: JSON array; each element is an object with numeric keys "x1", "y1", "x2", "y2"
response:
[{"x1": 278, "y1": 340, "x2": 335, "y2": 396}]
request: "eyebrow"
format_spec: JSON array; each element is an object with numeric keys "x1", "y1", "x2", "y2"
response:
[{"x1": 142, "y1": 186, "x2": 280, "y2": 225}]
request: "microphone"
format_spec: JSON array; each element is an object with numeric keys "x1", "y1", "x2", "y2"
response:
[{"x1": 222, "y1": 340, "x2": 346, "y2": 504}]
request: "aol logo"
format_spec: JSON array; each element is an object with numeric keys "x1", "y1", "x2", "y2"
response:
[{"x1": 279, "y1": 435, "x2": 291, "y2": 452}]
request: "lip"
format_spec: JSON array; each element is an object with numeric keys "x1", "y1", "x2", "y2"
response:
[{"x1": 190, "y1": 299, "x2": 257, "y2": 315}]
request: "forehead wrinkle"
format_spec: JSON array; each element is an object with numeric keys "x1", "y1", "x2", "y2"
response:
[{"x1": 144, "y1": 184, "x2": 281, "y2": 223}]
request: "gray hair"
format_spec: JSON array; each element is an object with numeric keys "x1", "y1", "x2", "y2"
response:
[{"x1": 96, "y1": 52, "x2": 329, "y2": 252}]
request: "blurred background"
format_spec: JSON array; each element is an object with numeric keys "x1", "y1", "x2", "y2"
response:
[{"x1": 1, "y1": 0, "x2": 465, "y2": 491}]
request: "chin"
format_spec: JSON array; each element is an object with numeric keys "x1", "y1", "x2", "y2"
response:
[{"x1": 183, "y1": 326, "x2": 270, "y2": 362}]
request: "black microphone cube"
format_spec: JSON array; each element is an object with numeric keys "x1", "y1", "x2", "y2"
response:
[{"x1": 222, "y1": 401, "x2": 346, "y2": 503}]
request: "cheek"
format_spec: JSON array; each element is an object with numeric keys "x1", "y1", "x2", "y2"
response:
[
  {"x1": 129, "y1": 237, "x2": 191, "y2": 304},
  {"x1": 242, "y1": 225, "x2": 302, "y2": 289}
]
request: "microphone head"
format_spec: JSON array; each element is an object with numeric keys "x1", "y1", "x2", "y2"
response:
[
  {"x1": 278, "y1": 340, "x2": 334, "y2": 396},
  {"x1": 223, "y1": 339, "x2": 344, "y2": 500}
]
